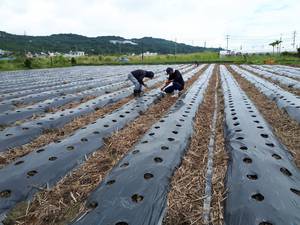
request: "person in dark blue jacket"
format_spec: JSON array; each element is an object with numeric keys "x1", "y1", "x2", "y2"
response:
[
  {"x1": 161, "y1": 67, "x2": 184, "y2": 97},
  {"x1": 128, "y1": 70, "x2": 154, "y2": 96}
]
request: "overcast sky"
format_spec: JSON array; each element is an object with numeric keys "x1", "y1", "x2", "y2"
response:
[{"x1": 1, "y1": 0, "x2": 299, "y2": 52}]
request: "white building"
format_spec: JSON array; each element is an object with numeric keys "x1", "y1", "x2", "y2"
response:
[
  {"x1": 140, "y1": 51, "x2": 158, "y2": 56},
  {"x1": 219, "y1": 50, "x2": 238, "y2": 58},
  {"x1": 110, "y1": 40, "x2": 137, "y2": 45},
  {"x1": 64, "y1": 51, "x2": 85, "y2": 57}
]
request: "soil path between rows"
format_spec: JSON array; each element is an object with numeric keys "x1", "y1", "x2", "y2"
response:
[{"x1": 164, "y1": 65, "x2": 227, "y2": 225}]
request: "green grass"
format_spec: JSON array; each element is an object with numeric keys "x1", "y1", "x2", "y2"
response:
[{"x1": 1, "y1": 52, "x2": 300, "y2": 72}]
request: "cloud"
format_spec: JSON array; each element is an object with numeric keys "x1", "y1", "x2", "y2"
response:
[
  {"x1": 255, "y1": 2, "x2": 289, "y2": 13},
  {"x1": 0, "y1": 0, "x2": 299, "y2": 52}
]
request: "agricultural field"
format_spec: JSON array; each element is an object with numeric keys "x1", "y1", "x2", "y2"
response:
[{"x1": 0, "y1": 63, "x2": 299, "y2": 225}]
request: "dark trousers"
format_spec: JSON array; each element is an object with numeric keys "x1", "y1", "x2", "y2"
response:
[{"x1": 164, "y1": 82, "x2": 183, "y2": 93}]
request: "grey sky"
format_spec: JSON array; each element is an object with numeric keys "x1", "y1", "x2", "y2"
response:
[{"x1": 1, "y1": 0, "x2": 299, "y2": 52}]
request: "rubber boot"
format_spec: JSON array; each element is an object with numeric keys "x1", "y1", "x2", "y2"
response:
[
  {"x1": 133, "y1": 90, "x2": 139, "y2": 97},
  {"x1": 136, "y1": 89, "x2": 142, "y2": 97}
]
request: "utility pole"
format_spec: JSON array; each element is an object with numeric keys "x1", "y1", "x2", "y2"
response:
[
  {"x1": 141, "y1": 40, "x2": 144, "y2": 61},
  {"x1": 226, "y1": 35, "x2": 230, "y2": 51},
  {"x1": 292, "y1": 31, "x2": 296, "y2": 49},
  {"x1": 174, "y1": 38, "x2": 177, "y2": 57},
  {"x1": 279, "y1": 34, "x2": 282, "y2": 53},
  {"x1": 204, "y1": 41, "x2": 206, "y2": 48}
]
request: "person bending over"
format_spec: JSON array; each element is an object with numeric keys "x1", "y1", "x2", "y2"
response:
[
  {"x1": 128, "y1": 69, "x2": 154, "y2": 96},
  {"x1": 161, "y1": 67, "x2": 184, "y2": 97}
]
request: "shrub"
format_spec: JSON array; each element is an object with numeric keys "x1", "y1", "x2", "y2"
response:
[
  {"x1": 104, "y1": 56, "x2": 112, "y2": 62},
  {"x1": 71, "y1": 57, "x2": 77, "y2": 65},
  {"x1": 24, "y1": 58, "x2": 32, "y2": 68},
  {"x1": 297, "y1": 48, "x2": 300, "y2": 57}
]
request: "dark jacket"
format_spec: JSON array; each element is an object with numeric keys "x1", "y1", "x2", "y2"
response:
[
  {"x1": 168, "y1": 70, "x2": 184, "y2": 88},
  {"x1": 131, "y1": 70, "x2": 153, "y2": 85}
]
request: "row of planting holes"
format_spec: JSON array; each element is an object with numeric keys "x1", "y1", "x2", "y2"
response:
[
  {"x1": 0, "y1": 79, "x2": 116, "y2": 98},
  {"x1": 226, "y1": 83, "x2": 300, "y2": 225},
  {"x1": 3, "y1": 90, "x2": 129, "y2": 136},
  {"x1": 1, "y1": 96, "x2": 154, "y2": 199},
  {"x1": 89, "y1": 92, "x2": 200, "y2": 225},
  {"x1": 0, "y1": 79, "x2": 200, "y2": 197},
  {"x1": 241, "y1": 71, "x2": 300, "y2": 109},
  {"x1": 2, "y1": 74, "x2": 157, "y2": 111},
  {"x1": 1, "y1": 86, "x2": 127, "y2": 114}
]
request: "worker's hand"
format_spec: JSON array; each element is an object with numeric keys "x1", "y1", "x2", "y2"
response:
[{"x1": 160, "y1": 87, "x2": 165, "y2": 91}]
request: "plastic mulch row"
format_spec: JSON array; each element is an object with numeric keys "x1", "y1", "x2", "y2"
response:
[
  {"x1": 0, "y1": 74, "x2": 127, "y2": 101},
  {"x1": 260, "y1": 65, "x2": 300, "y2": 79},
  {"x1": 242, "y1": 65, "x2": 300, "y2": 89},
  {"x1": 71, "y1": 65, "x2": 214, "y2": 225},
  {"x1": 0, "y1": 65, "x2": 171, "y2": 93},
  {"x1": 221, "y1": 65, "x2": 300, "y2": 225},
  {"x1": 0, "y1": 65, "x2": 189, "y2": 122},
  {"x1": 0, "y1": 65, "x2": 203, "y2": 215},
  {"x1": 0, "y1": 66, "x2": 201, "y2": 151},
  {"x1": 231, "y1": 65, "x2": 300, "y2": 123},
  {"x1": 0, "y1": 77, "x2": 128, "y2": 113}
]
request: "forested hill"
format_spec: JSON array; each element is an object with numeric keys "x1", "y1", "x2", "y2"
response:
[{"x1": 0, "y1": 31, "x2": 221, "y2": 55}]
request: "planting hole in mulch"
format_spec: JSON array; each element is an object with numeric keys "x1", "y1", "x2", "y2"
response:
[
  {"x1": 131, "y1": 194, "x2": 144, "y2": 203},
  {"x1": 251, "y1": 193, "x2": 264, "y2": 201},
  {"x1": 0, "y1": 189, "x2": 11, "y2": 198}
]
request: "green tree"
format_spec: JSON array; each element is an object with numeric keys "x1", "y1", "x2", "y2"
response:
[
  {"x1": 24, "y1": 58, "x2": 32, "y2": 68},
  {"x1": 269, "y1": 42, "x2": 276, "y2": 54},
  {"x1": 71, "y1": 57, "x2": 77, "y2": 65},
  {"x1": 269, "y1": 40, "x2": 282, "y2": 54}
]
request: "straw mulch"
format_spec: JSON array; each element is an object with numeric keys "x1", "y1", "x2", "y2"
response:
[
  {"x1": 164, "y1": 65, "x2": 227, "y2": 225},
  {"x1": 209, "y1": 74, "x2": 227, "y2": 225}
]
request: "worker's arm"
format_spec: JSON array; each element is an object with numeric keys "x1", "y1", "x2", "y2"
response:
[
  {"x1": 143, "y1": 82, "x2": 148, "y2": 88},
  {"x1": 161, "y1": 80, "x2": 172, "y2": 91}
]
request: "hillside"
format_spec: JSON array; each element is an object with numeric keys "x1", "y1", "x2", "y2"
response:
[{"x1": 0, "y1": 31, "x2": 221, "y2": 55}]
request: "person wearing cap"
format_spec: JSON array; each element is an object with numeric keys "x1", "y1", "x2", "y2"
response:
[
  {"x1": 128, "y1": 69, "x2": 154, "y2": 96},
  {"x1": 161, "y1": 67, "x2": 184, "y2": 97}
]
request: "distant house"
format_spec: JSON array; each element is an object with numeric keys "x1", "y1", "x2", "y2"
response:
[
  {"x1": 219, "y1": 50, "x2": 235, "y2": 58},
  {"x1": 142, "y1": 51, "x2": 158, "y2": 56},
  {"x1": 25, "y1": 52, "x2": 33, "y2": 58},
  {"x1": 118, "y1": 57, "x2": 130, "y2": 63},
  {"x1": 0, "y1": 49, "x2": 12, "y2": 56},
  {"x1": 63, "y1": 51, "x2": 85, "y2": 57},
  {"x1": 110, "y1": 40, "x2": 137, "y2": 45}
]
